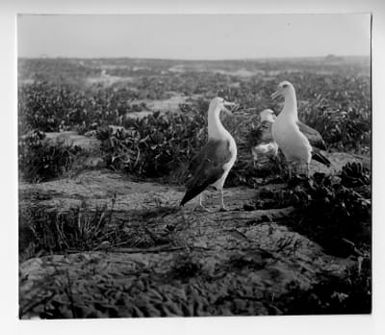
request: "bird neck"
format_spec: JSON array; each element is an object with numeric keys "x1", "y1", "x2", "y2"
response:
[
  {"x1": 282, "y1": 91, "x2": 298, "y2": 121},
  {"x1": 208, "y1": 106, "x2": 229, "y2": 140}
]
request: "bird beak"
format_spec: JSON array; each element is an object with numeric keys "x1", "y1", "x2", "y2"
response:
[
  {"x1": 271, "y1": 90, "x2": 281, "y2": 100},
  {"x1": 223, "y1": 101, "x2": 238, "y2": 115}
]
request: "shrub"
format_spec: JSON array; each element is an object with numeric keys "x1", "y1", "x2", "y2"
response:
[
  {"x1": 250, "y1": 164, "x2": 371, "y2": 257},
  {"x1": 297, "y1": 75, "x2": 371, "y2": 154},
  {"x1": 296, "y1": 173, "x2": 371, "y2": 256},
  {"x1": 18, "y1": 60, "x2": 371, "y2": 186},
  {"x1": 18, "y1": 81, "x2": 144, "y2": 135},
  {"x1": 18, "y1": 130, "x2": 83, "y2": 182},
  {"x1": 281, "y1": 257, "x2": 371, "y2": 314},
  {"x1": 19, "y1": 66, "x2": 371, "y2": 154},
  {"x1": 97, "y1": 110, "x2": 207, "y2": 180}
]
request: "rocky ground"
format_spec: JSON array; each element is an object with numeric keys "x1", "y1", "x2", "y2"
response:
[{"x1": 18, "y1": 132, "x2": 370, "y2": 318}]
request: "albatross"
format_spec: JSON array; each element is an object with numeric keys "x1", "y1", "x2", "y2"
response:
[
  {"x1": 251, "y1": 108, "x2": 330, "y2": 167},
  {"x1": 271, "y1": 81, "x2": 330, "y2": 177},
  {"x1": 180, "y1": 97, "x2": 237, "y2": 211},
  {"x1": 249, "y1": 109, "x2": 278, "y2": 165}
]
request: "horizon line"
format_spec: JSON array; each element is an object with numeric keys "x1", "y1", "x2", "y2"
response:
[{"x1": 18, "y1": 54, "x2": 370, "y2": 62}]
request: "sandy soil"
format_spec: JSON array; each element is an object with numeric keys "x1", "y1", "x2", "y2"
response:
[{"x1": 19, "y1": 168, "x2": 359, "y2": 318}]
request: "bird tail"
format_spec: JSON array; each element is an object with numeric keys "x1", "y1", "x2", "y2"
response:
[
  {"x1": 312, "y1": 149, "x2": 331, "y2": 167},
  {"x1": 180, "y1": 192, "x2": 191, "y2": 207},
  {"x1": 180, "y1": 183, "x2": 207, "y2": 207}
]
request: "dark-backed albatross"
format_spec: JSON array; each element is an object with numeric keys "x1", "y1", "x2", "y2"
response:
[
  {"x1": 271, "y1": 81, "x2": 330, "y2": 177},
  {"x1": 180, "y1": 97, "x2": 237, "y2": 211}
]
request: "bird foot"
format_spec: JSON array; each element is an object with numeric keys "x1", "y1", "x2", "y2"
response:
[{"x1": 195, "y1": 204, "x2": 214, "y2": 213}]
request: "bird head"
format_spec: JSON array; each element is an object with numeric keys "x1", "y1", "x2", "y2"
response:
[
  {"x1": 271, "y1": 81, "x2": 295, "y2": 100},
  {"x1": 209, "y1": 97, "x2": 238, "y2": 116},
  {"x1": 260, "y1": 109, "x2": 277, "y2": 123}
]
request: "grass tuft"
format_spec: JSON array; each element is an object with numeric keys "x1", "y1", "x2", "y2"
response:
[
  {"x1": 19, "y1": 199, "x2": 117, "y2": 261},
  {"x1": 19, "y1": 130, "x2": 83, "y2": 182}
]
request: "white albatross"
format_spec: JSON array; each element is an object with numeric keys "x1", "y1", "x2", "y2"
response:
[
  {"x1": 271, "y1": 81, "x2": 330, "y2": 177},
  {"x1": 180, "y1": 97, "x2": 237, "y2": 211},
  {"x1": 250, "y1": 108, "x2": 330, "y2": 168}
]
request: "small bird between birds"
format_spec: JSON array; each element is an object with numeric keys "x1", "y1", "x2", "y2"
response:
[{"x1": 249, "y1": 109, "x2": 279, "y2": 166}]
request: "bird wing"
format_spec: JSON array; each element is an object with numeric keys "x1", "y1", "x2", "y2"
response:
[
  {"x1": 248, "y1": 121, "x2": 274, "y2": 147},
  {"x1": 312, "y1": 147, "x2": 331, "y2": 167},
  {"x1": 297, "y1": 120, "x2": 327, "y2": 150},
  {"x1": 181, "y1": 139, "x2": 232, "y2": 206}
]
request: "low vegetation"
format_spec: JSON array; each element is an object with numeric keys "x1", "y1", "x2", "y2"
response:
[
  {"x1": 18, "y1": 130, "x2": 83, "y2": 182},
  {"x1": 18, "y1": 58, "x2": 370, "y2": 184},
  {"x1": 18, "y1": 57, "x2": 371, "y2": 317},
  {"x1": 248, "y1": 162, "x2": 371, "y2": 256}
]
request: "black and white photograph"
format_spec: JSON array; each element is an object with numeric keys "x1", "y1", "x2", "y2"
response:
[{"x1": 17, "y1": 13, "x2": 372, "y2": 319}]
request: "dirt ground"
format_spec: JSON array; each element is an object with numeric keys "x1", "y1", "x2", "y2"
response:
[{"x1": 19, "y1": 164, "x2": 363, "y2": 318}]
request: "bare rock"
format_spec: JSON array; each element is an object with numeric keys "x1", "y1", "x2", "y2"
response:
[
  {"x1": 19, "y1": 170, "x2": 359, "y2": 318},
  {"x1": 44, "y1": 131, "x2": 100, "y2": 151}
]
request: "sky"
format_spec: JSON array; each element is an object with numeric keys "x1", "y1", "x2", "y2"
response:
[{"x1": 18, "y1": 14, "x2": 371, "y2": 59}]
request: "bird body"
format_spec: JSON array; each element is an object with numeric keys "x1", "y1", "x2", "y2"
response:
[
  {"x1": 311, "y1": 148, "x2": 331, "y2": 166},
  {"x1": 271, "y1": 81, "x2": 318, "y2": 176},
  {"x1": 180, "y1": 97, "x2": 237, "y2": 210},
  {"x1": 249, "y1": 116, "x2": 275, "y2": 146},
  {"x1": 272, "y1": 113, "x2": 312, "y2": 165},
  {"x1": 297, "y1": 121, "x2": 327, "y2": 150},
  {"x1": 272, "y1": 84, "x2": 312, "y2": 164},
  {"x1": 249, "y1": 109, "x2": 278, "y2": 163},
  {"x1": 250, "y1": 104, "x2": 330, "y2": 172},
  {"x1": 211, "y1": 138, "x2": 237, "y2": 190}
]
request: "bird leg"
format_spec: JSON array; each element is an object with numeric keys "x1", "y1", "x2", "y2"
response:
[
  {"x1": 298, "y1": 163, "x2": 310, "y2": 178},
  {"x1": 195, "y1": 193, "x2": 214, "y2": 213},
  {"x1": 295, "y1": 162, "x2": 302, "y2": 177},
  {"x1": 287, "y1": 162, "x2": 293, "y2": 179},
  {"x1": 305, "y1": 163, "x2": 310, "y2": 178},
  {"x1": 219, "y1": 189, "x2": 229, "y2": 212},
  {"x1": 251, "y1": 149, "x2": 258, "y2": 168}
]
